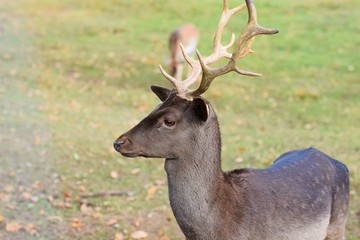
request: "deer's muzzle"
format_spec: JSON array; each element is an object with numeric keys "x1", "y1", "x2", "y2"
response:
[{"x1": 113, "y1": 135, "x2": 128, "y2": 153}]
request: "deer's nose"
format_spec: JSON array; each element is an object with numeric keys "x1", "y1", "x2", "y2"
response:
[{"x1": 113, "y1": 135, "x2": 128, "y2": 152}]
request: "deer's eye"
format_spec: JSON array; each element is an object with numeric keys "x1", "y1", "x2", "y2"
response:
[{"x1": 164, "y1": 119, "x2": 175, "y2": 127}]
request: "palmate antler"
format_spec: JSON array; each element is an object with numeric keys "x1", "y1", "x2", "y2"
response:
[{"x1": 159, "y1": 0, "x2": 278, "y2": 100}]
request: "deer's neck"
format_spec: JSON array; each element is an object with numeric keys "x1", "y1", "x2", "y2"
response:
[{"x1": 164, "y1": 114, "x2": 225, "y2": 237}]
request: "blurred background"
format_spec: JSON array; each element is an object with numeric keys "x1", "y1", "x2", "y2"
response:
[{"x1": 0, "y1": 0, "x2": 359, "y2": 239}]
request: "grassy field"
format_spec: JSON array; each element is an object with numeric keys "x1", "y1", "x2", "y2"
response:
[{"x1": 1, "y1": 0, "x2": 359, "y2": 239}]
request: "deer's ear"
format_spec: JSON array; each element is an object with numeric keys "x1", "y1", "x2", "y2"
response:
[
  {"x1": 151, "y1": 85, "x2": 172, "y2": 102},
  {"x1": 192, "y1": 97, "x2": 209, "y2": 122}
]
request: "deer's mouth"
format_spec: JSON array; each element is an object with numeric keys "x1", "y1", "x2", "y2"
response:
[{"x1": 119, "y1": 151, "x2": 139, "y2": 158}]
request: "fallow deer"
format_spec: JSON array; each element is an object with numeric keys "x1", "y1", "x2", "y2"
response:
[
  {"x1": 169, "y1": 23, "x2": 199, "y2": 80},
  {"x1": 114, "y1": 0, "x2": 350, "y2": 239}
]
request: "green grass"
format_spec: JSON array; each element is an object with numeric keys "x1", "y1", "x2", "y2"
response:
[{"x1": 2, "y1": 0, "x2": 360, "y2": 239}]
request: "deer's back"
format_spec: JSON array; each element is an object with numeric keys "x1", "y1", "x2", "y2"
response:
[{"x1": 223, "y1": 147, "x2": 349, "y2": 240}]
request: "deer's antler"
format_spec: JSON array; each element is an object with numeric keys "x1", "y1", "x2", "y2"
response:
[{"x1": 159, "y1": 0, "x2": 278, "y2": 100}]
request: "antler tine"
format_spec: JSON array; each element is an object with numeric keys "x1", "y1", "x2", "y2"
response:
[
  {"x1": 159, "y1": 65, "x2": 181, "y2": 92},
  {"x1": 179, "y1": 43, "x2": 197, "y2": 67},
  {"x1": 223, "y1": 32, "x2": 236, "y2": 51},
  {"x1": 231, "y1": 0, "x2": 278, "y2": 62},
  {"x1": 211, "y1": 1, "x2": 246, "y2": 60},
  {"x1": 187, "y1": 0, "x2": 278, "y2": 98}
]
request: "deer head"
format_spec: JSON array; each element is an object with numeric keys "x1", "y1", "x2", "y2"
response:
[{"x1": 113, "y1": 86, "x2": 213, "y2": 160}]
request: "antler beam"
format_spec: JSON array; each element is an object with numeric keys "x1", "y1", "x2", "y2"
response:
[{"x1": 159, "y1": 0, "x2": 278, "y2": 100}]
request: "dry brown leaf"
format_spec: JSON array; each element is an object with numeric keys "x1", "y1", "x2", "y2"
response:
[
  {"x1": 106, "y1": 218, "x2": 118, "y2": 226},
  {"x1": 71, "y1": 218, "x2": 83, "y2": 230},
  {"x1": 0, "y1": 214, "x2": 4, "y2": 222},
  {"x1": 158, "y1": 231, "x2": 171, "y2": 240},
  {"x1": 31, "y1": 181, "x2": 41, "y2": 189},
  {"x1": 6, "y1": 204, "x2": 16, "y2": 210},
  {"x1": 131, "y1": 230, "x2": 148, "y2": 239},
  {"x1": 146, "y1": 186, "x2": 158, "y2": 200},
  {"x1": 131, "y1": 168, "x2": 140, "y2": 175},
  {"x1": 91, "y1": 211, "x2": 102, "y2": 219},
  {"x1": 63, "y1": 191, "x2": 72, "y2": 199},
  {"x1": 78, "y1": 185, "x2": 87, "y2": 192},
  {"x1": 133, "y1": 216, "x2": 142, "y2": 227},
  {"x1": 136, "y1": 103, "x2": 149, "y2": 112},
  {"x1": 114, "y1": 233, "x2": 124, "y2": 240},
  {"x1": 6, "y1": 221, "x2": 22, "y2": 232},
  {"x1": 26, "y1": 223, "x2": 36, "y2": 230},
  {"x1": 80, "y1": 203, "x2": 90, "y2": 213},
  {"x1": 26, "y1": 223, "x2": 37, "y2": 235},
  {"x1": 236, "y1": 146, "x2": 246, "y2": 153},
  {"x1": 53, "y1": 201, "x2": 65, "y2": 208},
  {"x1": 22, "y1": 192, "x2": 31, "y2": 200},
  {"x1": 34, "y1": 136, "x2": 41, "y2": 145},
  {"x1": 4, "y1": 185, "x2": 14, "y2": 193},
  {"x1": 110, "y1": 170, "x2": 120, "y2": 179},
  {"x1": 47, "y1": 195, "x2": 54, "y2": 202},
  {"x1": 210, "y1": 90, "x2": 221, "y2": 98},
  {"x1": 18, "y1": 185, "x2": 25, "y2": 193}
]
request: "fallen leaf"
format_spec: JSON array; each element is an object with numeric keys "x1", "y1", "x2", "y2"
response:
[
  {"x1": 146, "y1": 186, "x2": 158, "y2": 200},
  {"x1": 47, "y1": 216, "x2": 63, "y2": 222},
  {"x1": 110, "y1": 171, "x2": 120, "y2": 179},
  {"x1": 158, "y1": 231, "x2": 171, "y2": 240},
  {"x1": 114, "y1": 233, "x2": 124, "y2": 240},
  {"x1": 155, "y1": 179, "x2": 166, "y2": 186},
  {"x1": 4, "y1": 185, "x2": 14, "y2": 193},
  {"x1": 91, "y1": 211, "x2": 103, "y2": 219},
  {"x1": 63, "y1": 191, "x2": 72, "y2": 199},
  {"x1": 71, "y1": 218, "x2": 83, "y2": 230},
  {"x1": 34, "y1": 136, "x2": 41, "y2": 145},
  {"x1": 210, "y1": 90, "x2": 221, "y2": 98},
  {"x1": 80, "y1": 203, "x2": 90, "y2": 213},
  {"x1": 0, "y1": 214, "x2": 4, "y2": 222},
  {"x1": 236, "y1": 147, "x2": 246, "y2": 153},
  {"x1": 47, "y1": 195, "x2": 54, "y2": 202},
  {"x1": 18, "y1": 185, "x2": 25, "y2": 192},
  {"x1": 31, "y1": 181, "x2": 41, "y2": 189},
  {"x1": 26, "y1": 223, "x2": 37, "y2": 235},
  {"x1": 6, "y1": 221, "x2": 22, "y2": 232},
  {"x1": 26, "y1": 223, "x2": 36, "y2": 230},
  {"x1": 136, "y1": 103, "x2": 149, "y2": 112},
  {"x1": 131, "y1": 230, "x2": 148, "y2": 239},
  {"x1": 131, "y1": 168, "x2": 140, "y2": 175},
  {"x1": 78, "y1": 185, "x2": 87, "y2": 192},
  {"x1": 6, "y1": 204, "x2": 16, "y2": 210},
  {"x1": 53, "y1": 201, "x2": 65, "y2": 208},
  {"x1": 22, "y1": 192, "x2": 31, "y2": 200},
  {"x1": 106, "y1": 218, "x2": 118, "y2": 226},
  {"x1": 133, "y1": 216, "x2": 143, "y2": 227}
]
